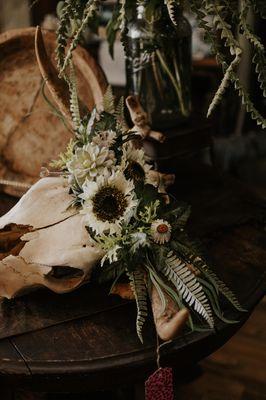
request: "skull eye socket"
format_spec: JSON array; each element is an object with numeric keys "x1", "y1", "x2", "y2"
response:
[
  {"x1": 47, "y1": 267, "x2": 84, "y2": 280},
  {"x1": 0, "y1": 223, "x2": 32, "y2": 261}
]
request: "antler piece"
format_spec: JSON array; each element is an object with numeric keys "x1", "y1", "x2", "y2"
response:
[
  {"x1": 35, "y1": 26, "x2": 73, "y2": 128},
  {"x1": 148, "y1": 170, "x2": 175, "y2": 192},
  {"x1": 151, "y1": 285, "x2": 189, "y2": 341},
  {"x1": 126, "y1": 96, "x2": 165, "y2": 143}
]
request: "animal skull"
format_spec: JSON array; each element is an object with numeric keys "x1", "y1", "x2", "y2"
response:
[{"x1": 0, "y1": 177, "x2": 103, "y2": 299}]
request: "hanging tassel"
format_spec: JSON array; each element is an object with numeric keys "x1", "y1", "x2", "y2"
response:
[
  {"x1": 145, "y1": 367, "x2": 174, "y2": 400},
  {"x1": 145, "y1": 337, "x2": 174, "y2": 400}
]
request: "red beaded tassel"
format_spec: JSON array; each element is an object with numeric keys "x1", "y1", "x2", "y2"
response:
[{"x1": 145, "y1": 337, "x2": 174, "y2": 400}]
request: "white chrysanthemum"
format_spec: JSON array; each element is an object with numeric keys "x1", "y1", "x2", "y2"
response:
[
  {"x1": 80, "y1": 171, "x2": 138, "y2": 234},
  {"x1": 151, "y1": 219, "x2": 171, "y2": 244},
  {"x1": 121, "y1": 143, "x2": 152, "y2": 184},
  {"x1": 67, "y1": 143, "x2": 115, "y2": 185},
  {"x1": 92, "y1": 130, "x2": 117, "y2": 148}
]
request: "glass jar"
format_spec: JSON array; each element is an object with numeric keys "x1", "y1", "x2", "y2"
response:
[{"x1": 125, "y1": 3, "x2": 192, "y2": 129}]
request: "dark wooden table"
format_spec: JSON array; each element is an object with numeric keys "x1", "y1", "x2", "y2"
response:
[{"x1": 0, "y1": 161, "x2": 265, "y2": 397}]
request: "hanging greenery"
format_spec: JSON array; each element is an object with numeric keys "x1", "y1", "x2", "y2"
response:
[{"x1": 35, "y1": 0, "x2": 266, "y2": 128}]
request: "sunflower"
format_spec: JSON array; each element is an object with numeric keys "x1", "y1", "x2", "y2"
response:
[
  {"x1": 67, "y1": 143, "x2": 115, "y2": 186},
  {"x1": 121, "y1": 143, "x2": 152, "y2": 184},
  {"x1": 80, "y1": 171, "x2": 138, "y2": 234}
]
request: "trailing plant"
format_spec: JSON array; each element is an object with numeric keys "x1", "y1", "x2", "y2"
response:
[{"x1": 31, "y1": 0, "x2": 266, "y2": 128}]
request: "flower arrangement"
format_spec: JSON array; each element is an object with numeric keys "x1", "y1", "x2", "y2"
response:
[
  {"x1": 50, "y1": 87, "x2": 245, "y2": 342},
  {"x1": 43, "y1": 0, "x2": 266, "y2": 128}
]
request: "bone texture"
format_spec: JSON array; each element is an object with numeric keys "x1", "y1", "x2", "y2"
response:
[
  {"x1": 0, "y1": 177, "x2": 103, "y2": 299},
  {"x1": 126, "y1": 96, "x2": 165, "y2": 143}
]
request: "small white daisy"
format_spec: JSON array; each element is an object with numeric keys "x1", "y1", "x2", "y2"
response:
[
  {"x1": 67, "y1": 143, "x2": 115, "y2": 186},
  {"x1": 80, "y1": 171, "x2": 138, "y2": 235},
  {"x1": 151, "y1": 219, "x2": 172, "y2": 244}
]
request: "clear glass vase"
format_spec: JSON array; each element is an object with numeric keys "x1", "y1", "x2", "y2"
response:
[{"x1": 125, "y1": 3, "x2": 192, "y2": 129}]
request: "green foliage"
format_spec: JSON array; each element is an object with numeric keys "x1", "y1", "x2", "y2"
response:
[
  {"x1": 32, "y1": 0, "x2": 266, "y2": 126},
  {"x1": 50, "y1": 139, "x2": 75, "y2": 169},
  {"x1": 192, "y1": 256, "x2": 246, "y2": 312},
  {"x1": 127, "y1": 269, "x2": 148, "y2": 343},
  {"x1": 189, "y1": 0, "x2": 265, "y2": 128},
  {"x1": 50, "y1": 0, "x2": 265, "y2": 127},
  {"x1": 68, "y1": 61, "x2": 81, "y2": 130},
  {"x1": 162, "y1": 251, "x2": 214, "y2": 328},
  {"x1": 102, "y1": 85, "x2": 116, "y2": 114},
  {"x1": 56, "y1": 0, "x2": 100, "y2": 77},
  {"x1": 170, "y1": 236, "x2": 246, "y2": 312}
]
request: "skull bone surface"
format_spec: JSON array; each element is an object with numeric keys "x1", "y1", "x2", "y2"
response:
[{"x1": 0, "y1": 177, "x2": 103, "y2": 299}]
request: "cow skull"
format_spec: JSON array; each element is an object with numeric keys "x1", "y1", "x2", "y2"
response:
[{"x1": 0, "y1": 177, "x2": 103, "y2": 299}]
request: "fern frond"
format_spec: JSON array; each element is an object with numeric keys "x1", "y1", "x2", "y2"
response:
[
  {"x1": 115, "y1": 96, "x2": 125, "y2": 120},
  {"x1": 165, "y1": 0, "x2": 178, "y2": 25},
  {"x1": 207, "y1": 4, "x2": 242, "y2": 116},
  {"x1": 189, "y1": 254, "x2": 246, "y2": 312},
  {"x1": 68, "y1": 61, "x2": 81, "y2": 130},
  {"x1": 199, "y1": 278, "x2": 239, "y2": 324},
  {"x1": 239, "y1": 3, "x2": 266, "y2": 97},
  {"x1": 190, "y1": 0, "x2": 265, "y2": 128},
  {"x1": 103, "y1": 85, "x2": 115, "y2": 114},
  {"x1": 60, "y1": 0, "x2": 99, "y2": 75},
  {"x1": 232, "y1": 74, "x2": 266, "y2": 129},
  {"x1": 207, "y1": 48, "x2": 242, "y2": 117},
  {"x1": 115, "y1": 96, "x2": 128, "y2": 132},
  {"x1": 56, "y1": 0, "x2": 77, "y2": 73},
  {"x1": 162, "y1": 251, "x2": 214, "y2": 328},
  {"x1": 127, "y1": 269, "x2": 148, "y2": 343}
]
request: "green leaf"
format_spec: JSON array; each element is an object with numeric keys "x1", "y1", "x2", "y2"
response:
[
  {"x1": 127, "y1": 269, "x2": 148, "y2": 343},
  {"x1": 102, "y1": 85, "x2": 115, "y2": 114},
  {"x1": 162, "y1": 251, "x2": 214, "y2": 328}
]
